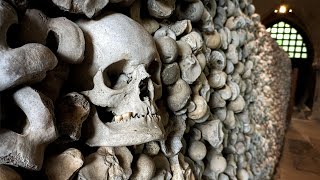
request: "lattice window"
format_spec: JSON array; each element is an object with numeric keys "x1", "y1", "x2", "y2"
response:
[{"x1": 266, "y1": 21, "x2": 308, "y2": 59}]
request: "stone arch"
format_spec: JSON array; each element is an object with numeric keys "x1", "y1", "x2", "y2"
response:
[{"x1": 263, "y1": 15, "x2": 315, "y2": 112}]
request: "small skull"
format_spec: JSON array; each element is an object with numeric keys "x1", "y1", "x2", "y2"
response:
[{"x1": 72, "y1": 13, "x2": 164, "y2": 146}]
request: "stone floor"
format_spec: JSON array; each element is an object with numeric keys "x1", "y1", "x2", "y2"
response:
[{"x1": 274, "y1": 118, "x2": 320, "y2": 180}]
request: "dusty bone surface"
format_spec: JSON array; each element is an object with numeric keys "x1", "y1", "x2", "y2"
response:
[{"x1": 0, "y1": 0, "x2": 291, "y2": 179}]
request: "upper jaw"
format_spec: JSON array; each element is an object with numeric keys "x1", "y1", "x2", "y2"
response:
[{"x1": 85, "y1": 108, "x2": 165, "y2": 147}]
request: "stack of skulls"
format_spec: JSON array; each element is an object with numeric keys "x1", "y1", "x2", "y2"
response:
[{"x1": 0, "y1": 0, "x2": 291, "y2": 179}]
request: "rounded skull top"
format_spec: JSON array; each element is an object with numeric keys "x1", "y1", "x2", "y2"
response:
[{"x1": 72, "y1": 13, "x2": 164, "y2": 147}]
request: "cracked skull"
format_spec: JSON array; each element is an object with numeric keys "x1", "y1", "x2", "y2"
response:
[{"x1": 72, "y1": 13, "x2": 164, "y2": 147}]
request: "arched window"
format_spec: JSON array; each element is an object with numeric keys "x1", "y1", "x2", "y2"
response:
[{"x1": 266, "y1": 21, "x2": 308, "y2": 59}]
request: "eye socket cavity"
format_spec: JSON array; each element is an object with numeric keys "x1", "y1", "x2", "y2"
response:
[
  {"x1": 147, "y1": 59, "x2": 161, "y2": 86},
  {"x1": 102, "y1": 60, "x2": 131, "y2": 90}
]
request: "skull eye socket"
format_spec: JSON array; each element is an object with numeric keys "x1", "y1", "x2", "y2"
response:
[
  {"x1": 147, "y1": 59, "x2": 161, "y2": 86},
  {"x1": 103, "y1": 60, "x2": 130, "y2": 90}
]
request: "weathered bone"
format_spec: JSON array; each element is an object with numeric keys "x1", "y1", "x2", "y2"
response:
[
  {"x1": 0, "y1": 87, "x2": 57, "y2": 170},
  {"x1": 167, "y1": 79, "x2": 191, "y2": 112},
  {"x1": 187, "y1": 95, "x2": 209, "y2": 122},
  {"x1": 176, "y1": 1, "x2": 204, "y2": 23},
  {"x1": 131, "y1": 154, "x2": 156, "y2": 179},
  {"x1": 188, "y1": 140, "x2": 207, "y2": 161},
  {"x1": 130, "y1": 0, "x2": 160, "y2": 34},
  {"x1": 203, "y1": 150, "x2": 227, "y2": 179},
  {"x1": 0, "y1": 165, "x2": 22, "y2": 180},
  {"x1": 73, "y1": 13, "x2": 164, "y2": 146},
  {"x1": 169, "y1": 153, "x2": 195, "y2": 180},
  {"x1": 44, "y1": 148, "x2": 84, "y2": 180},
  {"x1": 51, "y1": 0, "x2": 109, "y2": 18},
  {"x1": 160, "y1": 115, "x2": 186, "y2": 157},
  {"x1": 167, "y1": 20, "x2": 192, "y2": 37},
  {"x1": 56, "y1": 92, "x2": 90, "y2": 142},
  {"x1": 147, "y1": 0, "x2": 175, "y2": 19},
  {"x1": 153, "y1": 153, "x2": 172, "y2": 179},
  {"x1": 144, "y1": 141, "x2": 161, "y2": 156},
  {"x1": 155, "y1": 36, "x2": 178, "y2": 64},
  {"x1": 0, "y1": 1, "x2": 57, "y2": 91},
  {"x1": 78, "y1": 146, "x2": 133, "y2": 179},
  {"x1": 208, "y1": 70, "x2": 227, "y2": 89},
  {"x1": 203, "y1": 31, "x2": 221, "y2": 49},
  {"x1": 196, "y1": 119, "x2": 224, "y2": 148},
  {"x1": 19, "y1": 9, "x2": 85, "y2": 64},
  {"x1": 84, "y1": 106, "x2": 164, "y2": 146},
  {"x1": 207, "y1": 50, "x2": 226, "y2": 70},
  {"x1": 180, "y1": 31, "x2": 204, "y2": 54}
]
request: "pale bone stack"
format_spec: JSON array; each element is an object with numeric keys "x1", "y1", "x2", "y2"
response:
[
  {"x1": 247, "y1": 14, "x2": 292, "y2": 179},
  {"x1": 0, "y1": 0, "x2": 291, "y2": 179}
]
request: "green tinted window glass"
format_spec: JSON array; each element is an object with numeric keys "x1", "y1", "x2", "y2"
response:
[
  {"x1": 284, "y1": 28, "x2": 291, "y2": 33},
  {"x1": 296, "y1": 40, "x2": 303, "y2": 46},
  {"x1": 268, "y1": 22, "x2": 308, "y2": 59},
  {"x1": 289, "y1": 41, "x2": 296, "y2": 46},
  {"x1": 302, "y1": 47, "x2": 307, "y2": 52},
  {"x1": 291, "y1": 28, "x2": 297, "y2": 33},
  {"x1": 277, "y1": 28, "x2": 284, "y2": 33},
  {"x1": 277, "y1": 34, "x2": 283, "y2": 39},
  {"x1": 271, "y1": 28, "x2": 278, "y2": 33},
  {"x1": 301, "y1": 53, "x2": 307, "y2": 58},
  {"x1": 278, "y1": 22, "x2": 285, "y2": 27},
  {"x1": 284, "y1": 34, "x2": 290, "y2": 39},
  {"x1": 290, "y1": 34, "x2": 297, "y2": 39},
  {"x1": 295, "y1": 47, "x2": 302, "y2": 52}
]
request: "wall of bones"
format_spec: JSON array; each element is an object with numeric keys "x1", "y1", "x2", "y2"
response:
[{"x1": 0, "y1": 0, "x2": 292, "y2": 179}]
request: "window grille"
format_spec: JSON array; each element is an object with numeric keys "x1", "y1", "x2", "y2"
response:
[{"x1": 266, "y1": 21, "x2": 308, "y2": 59}]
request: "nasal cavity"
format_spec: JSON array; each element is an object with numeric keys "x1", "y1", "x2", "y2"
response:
[{"x1": 139, "y1": 78, "x2": 150, "y2": 101}]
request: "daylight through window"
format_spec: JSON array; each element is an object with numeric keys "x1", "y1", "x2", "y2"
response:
[{"x1": 267, "y1": 21, "x2": 308, "y2": 59}]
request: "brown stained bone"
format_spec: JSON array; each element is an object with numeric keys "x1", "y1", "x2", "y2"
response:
[
  {"x1": 44, "y1": 148, "x2": 84, "y2": 180},
  {"x1": 56, "y1": 92, "x2": 90, "y2": 142},
  {"x1": 0, "y1": 165, "x2": 22, "y2": 180}
]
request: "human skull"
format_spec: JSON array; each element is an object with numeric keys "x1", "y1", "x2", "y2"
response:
[{"x1": 72, "y1": 13, "x2": 164, "y2": 147}]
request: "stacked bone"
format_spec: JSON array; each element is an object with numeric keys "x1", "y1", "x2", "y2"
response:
[
  {"x1": 0, "y1": 0, "x2": 291, "y2": 179},
  {"x1": 248, "y1": 14, "x2": 292, "y2": 179}
]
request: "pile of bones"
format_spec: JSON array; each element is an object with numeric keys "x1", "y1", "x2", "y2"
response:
[{"x1": 0, "y1": 0, "x2": 291, "y2": 179}]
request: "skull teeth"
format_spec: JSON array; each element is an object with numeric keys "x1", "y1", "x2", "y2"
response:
[
  {"x1": 114, "y1": 115, "x2": 123, "y2": 122},
  {"x1": 122, "y1": 112, "x2": 133, "y2": 120},
  {"x1": 112, "y1": 112, "x2": 158, "y2": 123}
]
